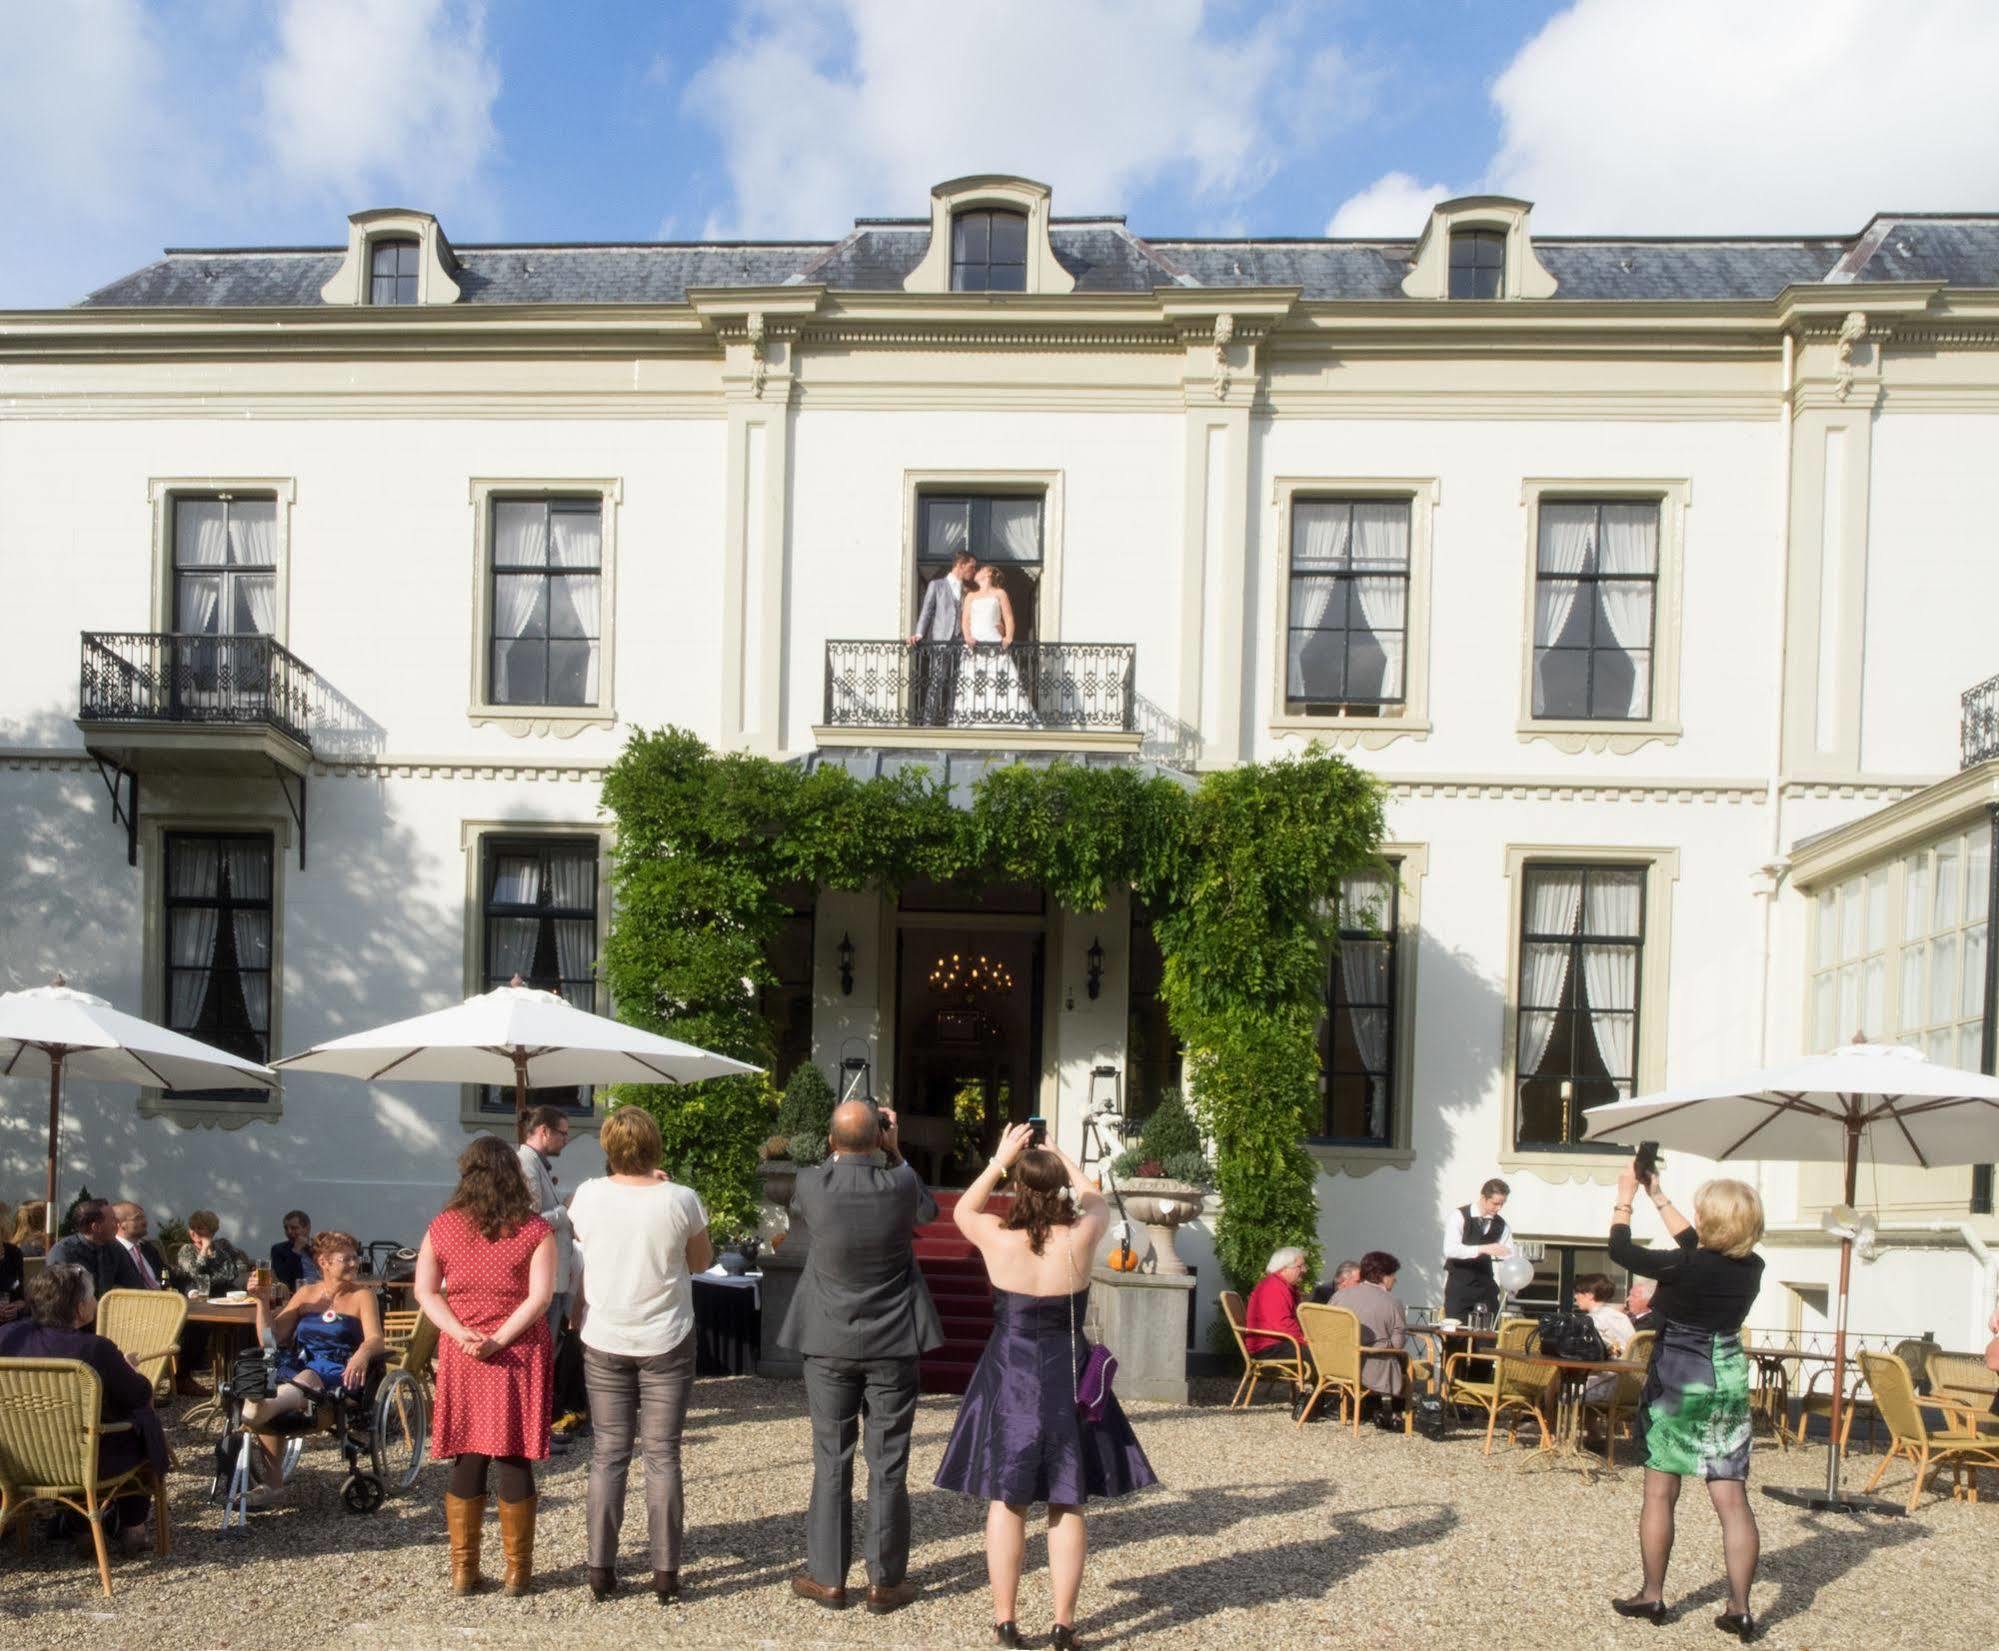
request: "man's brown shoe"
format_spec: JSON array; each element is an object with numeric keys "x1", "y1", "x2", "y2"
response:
[
  {"x1": 791, "y1": 1572, "x2": 848, "y2": 1609},
  {"x1": 867, "y1": 1580, "x2": 919, "y2": 1615}
]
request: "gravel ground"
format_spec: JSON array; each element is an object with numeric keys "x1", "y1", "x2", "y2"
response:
[{"x1": 3, "y1": 1376, "x2": 1994, "y2": 1651}]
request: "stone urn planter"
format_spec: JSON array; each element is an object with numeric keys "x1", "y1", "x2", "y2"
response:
[
  {"x1": 758, "y1": 1159, "x2": 808, "y2": 1258},
  {"x1": 1118, "y1": 1178, "x2": 1206, "y2": 1277}
]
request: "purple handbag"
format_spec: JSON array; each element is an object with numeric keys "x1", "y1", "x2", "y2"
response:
[{"x1": 1069, "y1": 1228, "x2": 1117, "y2": 1423}]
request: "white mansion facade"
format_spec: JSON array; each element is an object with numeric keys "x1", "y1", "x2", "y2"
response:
[{"x1": 3, "y1": 179, "x2": 1997, "y2": 1350}]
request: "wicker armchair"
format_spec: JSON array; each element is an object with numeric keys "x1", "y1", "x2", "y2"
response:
[
  {"x1": 1443, "y1": 1318, "x2": 1555, "y2": 1456},
  {"x1": 1925, "y1": 1349, "x2": 1999, "y2": 1420},
  {"x1": 95, "y1": 1288, "x2": 189, "y2": 1401},
  {"x1": 1860, "y1": 1350, "x2": 1999, "y2": 1511},
  {"x1": 1295, "y1": 1304, "x2": 1366, "y2": 1434},
  {"x1": 0, "y1": 1356, "x2": 170, "y2": 1595},
  {"x1": 1218, "y1": 1290, "x2": 1309, "y2": 1411},
  {"x1": 1580, "y1": 1329, "x2": 1656, "y2": 1468}
]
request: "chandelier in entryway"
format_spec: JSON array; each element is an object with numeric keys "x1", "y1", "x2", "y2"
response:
[{"x1": 928, "y1": 949, "x2": 1015, "y2": 996}]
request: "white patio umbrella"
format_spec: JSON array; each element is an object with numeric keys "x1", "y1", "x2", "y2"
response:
[
  {"x1": 0, "y1": 975, "x2": 278, "y2": 1242},
  {"x1": 273, "y1": 979, "x2": 760, "y2": 1134},
  {"x1": 1582, "y1": 1039, "x2": 1999, "y2": 1510}
]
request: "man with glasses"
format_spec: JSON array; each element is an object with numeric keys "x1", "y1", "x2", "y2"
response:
[{"x1": 519, "y1": 1106, "x2": 581, "y2": 1446}]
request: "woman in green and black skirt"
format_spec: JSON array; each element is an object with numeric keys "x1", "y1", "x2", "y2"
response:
[{"x1": 1608, "y1": 1163, "x2": 1766, "y2": 1642}]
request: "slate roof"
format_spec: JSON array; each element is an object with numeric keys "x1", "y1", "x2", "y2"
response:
[{"x1": 70, "y1": 214, "x2": 1999, "y2": 310}]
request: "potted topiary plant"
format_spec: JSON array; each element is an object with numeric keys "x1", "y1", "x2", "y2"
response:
[
  {"x1": 759, "y1": 1063, "x2": 835, "y2": 1247},
  {"x1": 1107, "y1": 1090, "x2": 1213, "y2": 1276}
]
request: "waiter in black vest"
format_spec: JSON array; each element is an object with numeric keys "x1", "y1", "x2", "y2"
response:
[{"x1": 1442, "y1": 1177, "x2": 1513, "y2": 1320}]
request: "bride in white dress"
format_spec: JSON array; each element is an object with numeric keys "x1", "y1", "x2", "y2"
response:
[{"x1": 955, "y1": 565, "x2": 1019, "y2": 722}]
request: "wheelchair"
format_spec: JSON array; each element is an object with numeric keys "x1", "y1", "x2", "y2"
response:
[{"x1": 210, "y1": 1318, "x2": 433, "y2": 1522}]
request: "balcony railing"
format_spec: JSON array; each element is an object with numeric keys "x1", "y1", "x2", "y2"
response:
[
  {"x1": 80, "y1": 631, "x2": 317, "y2": 750},
  {"x1": 824, "y1": 640, "x2": 1137, "y2": 733},
  {"x1": 1963, "y1": 671, "x2": 1999, "y2": 768}
]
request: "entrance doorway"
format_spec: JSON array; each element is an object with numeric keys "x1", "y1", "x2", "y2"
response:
[{"x1": 894, "y1": 926, "x2": 1045, "y2": 1186}]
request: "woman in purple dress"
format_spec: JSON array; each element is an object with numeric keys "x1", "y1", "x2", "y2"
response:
[{"x1": 935, "y1": 1125, "x2": 1156, "y2": 1650}]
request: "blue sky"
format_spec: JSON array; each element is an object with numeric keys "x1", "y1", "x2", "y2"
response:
[{"x1": 3, "y1": 1, "x2": 1994, "y2": 308}]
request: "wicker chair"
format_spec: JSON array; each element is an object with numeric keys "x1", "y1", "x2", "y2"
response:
[
  {"x1": 1859, "y1": 1350, "x2": 1999, "y2": 1511},
  {"x1": 1444, "y1": 1318, "x2": 1555, "y2": 1456},
  {"x1": 1295, "y1": 1304, "x2": 1366, "y2": 1434},
  {"x1": 1218, "y1": 1290, "x2": 1309, "y2": 1411},
  {"x1": 380, "y1": 1309, "x2": 420, "y2": 1356},
  {"x1": 1926, "y1": 1349, "x2": 1999, "y2": 1419},
  {"x1": 0, "y1": 1356, "x2": 170, "y2": 1595},
  {"x1": 1793, "y1": 1358, "x2": 1879, "y2": 1453},
  {"x1": 95, "y1": 1289, "x2": 189, "y2": 1402},
  {"x1": 1580, "y1": 1329, "x2": 1656, "y2": 1468}
]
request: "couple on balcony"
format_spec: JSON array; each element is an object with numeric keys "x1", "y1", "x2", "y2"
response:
[{"x1": 908, "y1": 549, "x2": 1021, "y2": 726}]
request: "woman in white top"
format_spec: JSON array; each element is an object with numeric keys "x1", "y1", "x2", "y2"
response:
[
  {"x1": 1575, "y1": 1272, "x2": 1637, "y2": 1403},
  {"x1": 568, "y1": 1105, "x2": 711, "y2": 1606},
  {"x1": 960, "y1": 563, "x2": 1015, "y2": 649}
]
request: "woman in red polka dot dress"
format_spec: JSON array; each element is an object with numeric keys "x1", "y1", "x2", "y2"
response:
[{"x1": 415, "y1": 1134, "x2": 556, "y2": 1597}]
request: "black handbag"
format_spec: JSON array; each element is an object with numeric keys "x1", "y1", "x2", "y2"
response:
[{"x1": 1532, "y1": 1311, "x2": 1607, "y2": 1364}]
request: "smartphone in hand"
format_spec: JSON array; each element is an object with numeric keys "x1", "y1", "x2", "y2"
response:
[
  {"x1": 1634, "y1": 1140, "x2": 1661, "y2": 1186},
  {"x1": 1026, "y1": 1114, "x2": 1048, "y2": 1149}
]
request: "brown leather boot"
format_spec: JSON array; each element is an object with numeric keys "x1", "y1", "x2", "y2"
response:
[
  {"x1": 497, "y1": 1492, "x2": 537, "y2": 1597},
  {"x1": 443, "y1": 1493, "x2": 486, "y2": 1595}
]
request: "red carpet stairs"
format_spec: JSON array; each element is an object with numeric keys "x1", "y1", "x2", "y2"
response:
[{"x1": 914, "y1": 1191, "x2": 1004, "y2": 1395}]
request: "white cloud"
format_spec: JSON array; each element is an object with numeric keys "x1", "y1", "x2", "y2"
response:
[
  {"x1": 685, "y1": 0, "x2": 1354, "y2": 236},
  {"x1": 1326, "y1": 171, "x2": 1456, "y2": 237},
  {"x1": 260, "y1": 0, "x2": 501, "y2": 205},
  {"x1": 1488, "y1": 0, "x2": 1999, "y2": 232}
]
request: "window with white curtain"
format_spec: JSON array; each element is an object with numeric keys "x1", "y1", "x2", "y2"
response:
[
  {"x1": 163, "y1": 831, "x2": 273, "y2": 1090},
  {"x1": 1516, "y1": 863, "x2": 1646, "y2": 1147},
  {"x1": 173, "y1": 496, "x2": 277, "y2": 637},
  {"x1": 1317, "y1": 864, "x2": 1400, "y2": 1144},
  {"x1": 369, "y1": 238, "x2": 419, "y2": 304},
  {"x1": 1809, "y1": 866, "x2": 1893, "y2": 1050},
  {"x1": 1286, "y1": 498, "x2": 1410, "y2": 713},
  {"x1": 915, "y1": 494, "x2": 1043, "y2": 642},
  {"x1": 1531, "y1": 500, "x2": 1660, "y2": 721},
  {"x1": 489, "y1": 498, "x2": 603, "y2": 707},
  {"x1": 479, "y1": 836, "x2": 599, "y2": 1115}
]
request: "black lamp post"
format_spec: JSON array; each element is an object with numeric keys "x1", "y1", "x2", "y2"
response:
[{"x1": 1086, "y1": 936, "x2": 1105, "y2": 1001}]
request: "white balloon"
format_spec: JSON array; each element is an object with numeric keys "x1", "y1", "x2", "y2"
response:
[{"x1": 1494, "y1": 1253, "x2": 1535, "y2": 1294}]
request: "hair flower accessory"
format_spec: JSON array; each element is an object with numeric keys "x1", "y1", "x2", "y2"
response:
[{"x1": 1060, "y1": 1185, "x2": 1078, "y2": 1206}]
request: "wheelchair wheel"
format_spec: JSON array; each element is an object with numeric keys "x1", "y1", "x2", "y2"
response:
[
  {"x1": 341, "y1": 1473, "x2": 385, "y2": 1514},
  {"x1": 371, "y1": 1367, "x2": 429, "y2": 1492}
]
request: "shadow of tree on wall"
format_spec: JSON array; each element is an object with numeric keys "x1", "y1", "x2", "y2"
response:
[{"x1": 0, "y1": 702, "x2": 469, "y2": 1246}]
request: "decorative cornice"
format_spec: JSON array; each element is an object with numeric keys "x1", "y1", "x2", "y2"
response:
[
  {"x1": 1270, "y1": 720, "x2": 1430, "y2": 752},
  {"x1": 1786, "y1": 764, "x2": 1996, "y2": 889},
  {"x1": 795, "y1": 323, "x2": 1177, "y2": 349},
  {"x1": 1383, "y1": 776, "x2": 1765, "y2": 804},
  {"x1": 1517, "y1": 723, "x2": 1683, "y2": 755},
  {"x1": 466, "y1": 713, "x2": 614, "y2": 740}
]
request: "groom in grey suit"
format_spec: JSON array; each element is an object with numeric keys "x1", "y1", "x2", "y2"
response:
[
  {"x1": 907, "y1": 549, "x2": 975, "y2": 725},
  {"x1": 780, "y1": 1100, "x2": 944, "y2": 1615}
]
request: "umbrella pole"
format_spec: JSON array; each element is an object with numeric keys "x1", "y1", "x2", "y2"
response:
[
  {"x1": 44, "y1": 1048, "x2": 63, "y2": 1245},
  {"x1": 1824, "y1": 1125, "x2": 1855, "y2": 1503},
  {"x1": 514, "y1": 1052, "x2": 530, "y2": 1145}
]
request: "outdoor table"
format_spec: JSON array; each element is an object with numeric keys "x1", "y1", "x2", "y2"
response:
[
  {"x1": 1742, "y1": 1345, "x2": 1839, "y2": 1449},
  {"x1": 691, "y1": 1272, "x2": 762, "y2": 1377},
  {"x1": 1495, "y1": 1349, "x2": 1648, "y2": 1481},
  {"x1": 180, "y1": 1297, "x2": 259, "y2": 1433},
  {"x1": 1437, "y1": 1325, "x2": 1501, "y2": 1386}
]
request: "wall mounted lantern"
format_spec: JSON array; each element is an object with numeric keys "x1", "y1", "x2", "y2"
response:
[
  {"x1": 1086, "y1": 936, "x2": 1105, "y2": 1000},
  {"x1": 837, "y1": 933, "x2": 855, "y2": 996}
]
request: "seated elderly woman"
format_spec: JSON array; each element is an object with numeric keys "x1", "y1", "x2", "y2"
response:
[
  {"x1": 0, "y1": 1262, "x2": 168, "y2": 1551},
  {"x1": 240, "y1": 1229, "x2": 384, "y2": 1503},
  {"x1": 1331, "y1": 1250, "x2": 1412, "y2": 1429},
  {"x1": 1243, "y1": 1246, "x2": 1309, "y2": 1357}
]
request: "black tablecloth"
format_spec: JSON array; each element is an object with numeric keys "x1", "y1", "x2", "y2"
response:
[{"x1": 691, "y1": 1275, "x2": 762, "y2": 1376}]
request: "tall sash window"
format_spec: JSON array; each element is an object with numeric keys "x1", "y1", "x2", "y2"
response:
[
  {"x1": 489, "y1": 498, "x2": 603, "y2": 708},
  {"x1": 480, "y1": 836, "x2": 599, "y2": 1115},
  {"x1": 163, "y1": 831, "x2": 274, "y2": 1091},
  {"x1": 1516, "y1": 863, "x2": 1645, "y2": 1147},
  {"x1": 1531, "y1": 500, "x2": 1660, "y2": 721},
  {"x1": 1286, "y1": 498, "x2": 1410, "y2": 714},
  {"x1": 1318, "y1": 867, "x2": 1400, "y2": 1144}
]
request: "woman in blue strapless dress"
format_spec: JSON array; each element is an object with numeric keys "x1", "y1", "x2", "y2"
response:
[{"x1": 935, "y1": 1126, "x2": 1156, "y2": 1651}]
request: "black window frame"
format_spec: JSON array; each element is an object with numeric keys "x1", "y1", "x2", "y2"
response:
[
  {"x1": 1531, "y1": 497, "x2": 1662, "y2": 722},
  {"x1": 1516, "y1": 862, "x2": 1647, "y2": 1150},
  {"x1": 477, "y1": 835, "x2": 600, "y2": 1117},
  {"x1": 1448, "y1": 228, "x2": 1505, "y2": 299},
  {"x1": 369, "y1": 237, "x2": 420, "y2": 305},
  {"x1": 1284, "y1": 496, "x2": 1412, "y2": 715},
  {"x1": 915, "y1": 492, "x2": 1045, "y2": 644},
  {"x1": 1315, "y1": 864, "x2": 1401, "y2": 1146},
  {"x1": 171, "y1": 493, "x2": 279, "y2": 639},
  {"x1": 487, "y1": 495, "x2": 604, "y2": 709},
  {"x1": 162, "y1": 830, "x2": 275, "y2": 1100},
  {"x1": 949, "y1": 209, "x2": 1029, "y2": 292}
]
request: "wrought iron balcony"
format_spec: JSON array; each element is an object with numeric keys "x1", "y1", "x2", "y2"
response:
[
  {"x1": 80, "y1": 631, "x2": 317, "y2": 750},
  {"x1": 824, "y1": 639, "x2": 1137, "y2": 734},
  {"x1": 1964, "y1": 671, "x2": 1999, "y2": 769}
]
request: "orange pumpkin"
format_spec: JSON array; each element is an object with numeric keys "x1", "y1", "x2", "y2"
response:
[{"x1": 1105, "y1": 1242, "x2": 1143, "y2": 1273}]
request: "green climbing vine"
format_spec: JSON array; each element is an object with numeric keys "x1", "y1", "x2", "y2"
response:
[{"x1": 597, "y1": 726, "x2": 1383, "y2": 1290}]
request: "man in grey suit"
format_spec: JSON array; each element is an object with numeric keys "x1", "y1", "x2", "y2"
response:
[
  {"x1": 779, "y1": 1099, "x2": 943, "y2": 1615},
  {"x1": 907, "y1": 549, "x2": 975, "y2": 725}
]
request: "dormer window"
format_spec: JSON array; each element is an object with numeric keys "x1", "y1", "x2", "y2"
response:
[
  {"x1": 370, "y1": 238, "x2": 420, "y2": 304},
  {"x1": 950, "y1": 210, "x2": 1028, "y2": 292},
  {"x1": 1448, "y1": 229, "x2": 1505, "y2": 299}
]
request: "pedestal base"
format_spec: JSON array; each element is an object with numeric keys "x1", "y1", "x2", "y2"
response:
[
  {"x1": 1084, "y1": 1266, "x2": 1194, "y2": 1404},
  {"x1": 756, "y1": 1249, "x2": 804, "y2": 1380}
]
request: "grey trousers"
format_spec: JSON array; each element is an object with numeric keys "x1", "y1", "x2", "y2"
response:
[
  {"x1": 582, "y1": 1332, "x2": 697, "y2": 1572},
  {"x1": 801, "y1": 1354, "x2": 920, "y2": 1589}
]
